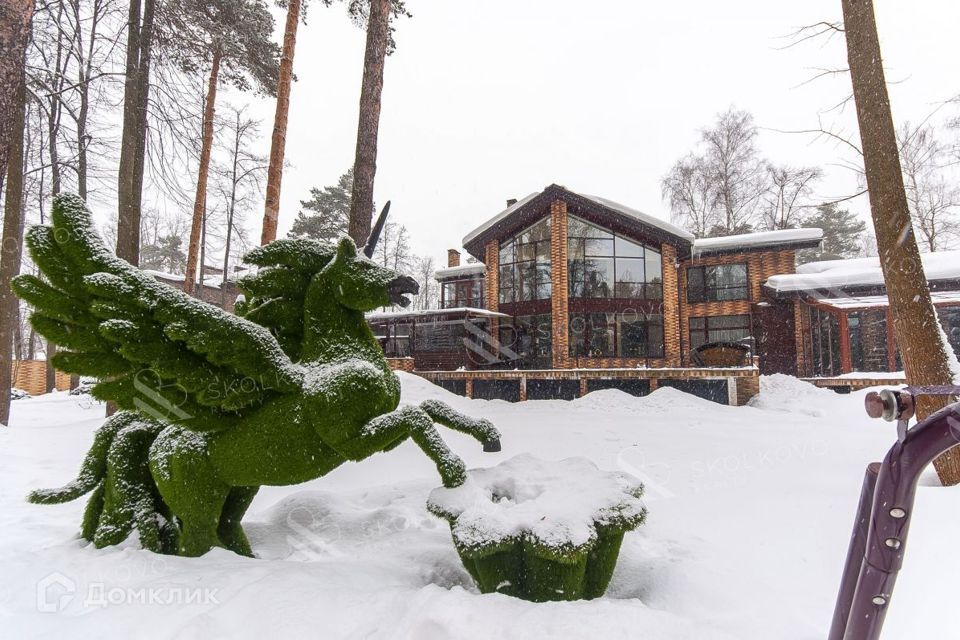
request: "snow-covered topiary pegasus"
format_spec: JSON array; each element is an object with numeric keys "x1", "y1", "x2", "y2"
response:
[{"x1": 15, "y1": 194, "x2": 500, "y2": 557}]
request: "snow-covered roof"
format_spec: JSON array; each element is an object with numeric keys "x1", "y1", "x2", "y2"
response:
[
  {"x1": 461, "y1": 186, "x2": 694, "y2": 248},
  {"x1": 766, "y1": 250, "x2": 960, "y2": 294},
  {"x1": 813, "y1": 290, "x2": 960, "y2": 310},
  {"x1": 434, "y1": 263, "x2": 486, "y2": 279},
  {"x1": 144, "y1": 270, "x2": 232, "y2": 290},
  {"x1": 462, "y1": 193, "x2": 540, "y2": 246},
  {"x1": 365, "y1": 307, "x2": 509, "y2": 322},
  {"x1": 693, "y1": 228, "x2": 823, "y2": 255},
  {"x1": 578, "y1": 194, "x2": 694, "y2": 242}
]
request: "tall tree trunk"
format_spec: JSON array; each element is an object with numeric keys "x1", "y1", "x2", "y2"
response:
[
  {"x1": 46, "y1": 13, "x2": 66, "y2": 394},
  {"x1": 0, "y1": 78, "x2": 27, "y2": 425},
  {"x1": 116, "y1": 0, "x2": 155, "y2": 266},
  {"x1": 259, "y1": 0, "x2": 301, "y2": 245},
  {"x1": 0, "y1": 0, "x2": 35, "y2": 182},
  {"x1": 197, "y1": 205, "x2": 207, "y2": 299},
  {"x1": 347, "y1": 0, "x2": 391, "y2": 247},
  {"x1": 222, "y1": 117, "x2": 239, "y2": 308},
  {"x1": 842, "y1": 0, "x2": 960, "y2": 483},
  {"x1": 184, "y1": 48, "x2": 221, "y2": 295}
]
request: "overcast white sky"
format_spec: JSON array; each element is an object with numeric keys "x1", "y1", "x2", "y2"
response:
[{"x1": 240, "y1": 0, "x2": 960, "y2": 264}]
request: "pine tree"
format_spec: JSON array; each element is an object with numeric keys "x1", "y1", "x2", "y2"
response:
[
  {"x1": 346, "y1": 0, "x2": 410, "y2": 245},
  {"x1": 799, "y1": 203, "x2": 867, "y2": 262},
  {"x1": 116, "y1": 0, "x2": 158, "y2": 266},
  {"x1": 165, "y1": 0, "x2": 281, "y2": 294},
  {"x1": 842, "y1": 0, "x2": 959, "y2": 483},
  {"x1": 289, "y1": 168, "x2": 353, "y2": 242},
  {"x1": 141, "y1": 234, "x2": 187, "y2": 273}
]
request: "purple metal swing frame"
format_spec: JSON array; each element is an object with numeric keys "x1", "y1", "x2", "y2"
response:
[{"x1": 829, "y1": 386, "x2": 960, "y2": 640}]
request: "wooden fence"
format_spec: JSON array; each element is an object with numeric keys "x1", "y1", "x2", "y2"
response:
[{"x1": 11, "y1": 361, "x2": 71, "y2": 396}]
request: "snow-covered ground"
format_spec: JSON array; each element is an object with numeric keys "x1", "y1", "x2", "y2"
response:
[{"x1": 2, "y1": 373, "x2": 959, "y2": 639}]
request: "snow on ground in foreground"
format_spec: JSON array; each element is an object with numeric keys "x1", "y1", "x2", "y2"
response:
[{"x1": 2, "y1": 374, "x2": 959, "y2": 639}]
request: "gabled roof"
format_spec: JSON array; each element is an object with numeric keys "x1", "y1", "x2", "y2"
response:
[{"x1": 462, "y1": 184, "x2": 693, "y2": 258}]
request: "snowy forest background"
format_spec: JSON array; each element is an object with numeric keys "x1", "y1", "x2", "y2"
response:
[{"x1": 2, "y1": 0, "x2": 959, "y2": 362}]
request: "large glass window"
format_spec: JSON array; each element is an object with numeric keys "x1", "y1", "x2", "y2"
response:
[
  {"x1": 689, "y1": 315, "x2": 752, "y2": 350},
  {"x1": 441, "y1": 279, "x2": 483, "y2": 309},
  {"x1": 808, "y1": 307, "x2": 841, "y2": 377},
  {"x1": 414, "y1": 319, "x2": 466, "y2": 352},
  {"x1": 567, "y1": 216, "x2": 662, "y2": 299},
  {"x1": 848, "y1": 310, "x2": 889, "y2": 372},
  {"x1": 373, "y1": 322, "x2": 412, "y2": 357},
  {"x1": 498, "y1": 314, "x2": 552, "y2": 369},
  {"x1": 569, "y1": 311, "x2": 664, "y2": 359},
  {"x1": 686, "y1": 264, "x2": 748, "y2": 303},
  {"x1": 499, "y1": 218, "x2": 551, "y2": 304}
]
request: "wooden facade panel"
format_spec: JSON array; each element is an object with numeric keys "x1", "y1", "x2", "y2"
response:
[
  {"x1": 11, "y1": 361, "x2": 71, "y2": 396},
  {"x1": 754, "y1": 300, "x2": 798, "y2": 376}
]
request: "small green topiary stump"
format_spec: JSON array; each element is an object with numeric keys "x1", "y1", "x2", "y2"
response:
[{"x1": 427, "y1": 454, "x2": 646, "y2": 602}]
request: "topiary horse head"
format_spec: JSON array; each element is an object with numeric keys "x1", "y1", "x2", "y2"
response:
[{"x1": 17, "y1": 194, "x2": 500, "y2": 557}]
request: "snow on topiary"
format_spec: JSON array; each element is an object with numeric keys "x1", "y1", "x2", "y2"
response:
[
  {"x1": 427, "y1": 454, "x2": 646, "y2": 602},
  {"x1": 17, "y1": 194, "x2": 501, "y2": 557}
]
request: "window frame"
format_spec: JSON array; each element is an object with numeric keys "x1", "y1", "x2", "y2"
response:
[
  {"x1": 441, "y1": 278, "x2": 483, "y2": 309},
  {"x1": 688, "y1": 314, "x2": 753, "y2": 350},
  {"x1": 498, "y1": 217, "x2": 552, "y2": 304},
  {"x1": 567, "y1": 215, "x2": 663, "y2": 301},
  {"x1": 686, "y1": 263, "x2": 749, "y2": 303},
  {"x1": 568, "y1": 310, "x2": 665, "y2": 359}
]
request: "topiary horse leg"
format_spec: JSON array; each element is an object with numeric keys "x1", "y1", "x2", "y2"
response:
[
  {"x1": 409, "y1": 417, "x2": 468, "y2": 488},
  {"x1": 81, "y1": 482, "x2": 105, "y2": 542},
  {"x1": 218, "y1": 486, "x2": 259, "y2": 557},
  {"x1": 352, "y1": 407, "x2": 467, "y2": 487},
  {"x1": 150, "y1": 427, "x2": 230, "y2": 557},
  {"x1": 419, "y1": 400, "x2": 501, "y2": 452},
  {"x1": 94, "y1": 420, "x2": 168, "y2": 550}
]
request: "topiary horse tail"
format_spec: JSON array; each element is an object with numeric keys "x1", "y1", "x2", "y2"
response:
[
  {"x1": 28, "y1": 411, "x2": 140, "y2": 505},
  {"x1": 28, "y1": 411, "x2": 179, "y2": 554}
]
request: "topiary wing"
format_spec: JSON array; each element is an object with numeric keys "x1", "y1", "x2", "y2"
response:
[
  {"x1": 13, "y1": 194, "x2": 302, "y2": 431},
  {"x1": 234, "y1": 238, "x2": 336, "y2": 362}
]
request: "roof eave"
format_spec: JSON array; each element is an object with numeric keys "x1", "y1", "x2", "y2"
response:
[{"x1": 692, "y1": 238, "x2": 823, "y2": 258}]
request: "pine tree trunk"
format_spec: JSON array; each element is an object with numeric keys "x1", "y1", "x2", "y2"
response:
[
  {"x1": 842, "y1": 0, "x2": 960, "y2": 483},
  {"x1": 0, "y1": 0, "x2": 34, "y2": 182},
  {"x1": 259, "y1": 0, "x2": 301, "y2": 245},
  {"x1": 46, "y1": 24, "x2": 64, "y2": 395},
  {"x1": 116, "y1": 0, "x2": 155, "y2": 266},
  {"x1": 45, "y1": 343, "x2": 56, "y2": 392},
  {"x1": 197, "y1": 206, "x2": 207, "y2": 299},
  {"x1": 184, "y1": 49, "x2": 221, "y2": 296},
  {"x1": 348, "y1": 0, "x2": 391, "y2": 246},
  {"x1": 222, "y1": 127, "x2": 238, "y2": 308},
  {"x1": 0, "y1": 77, "x2": 27, "y2": 425}
]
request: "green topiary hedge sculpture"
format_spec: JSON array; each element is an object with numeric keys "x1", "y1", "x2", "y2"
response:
[
  {"x1": 17, "y1": 194, "x2": 501, "y2": 557},
  {"x1": 427, "y1": 454, "x2": 646, "y2": 602}
]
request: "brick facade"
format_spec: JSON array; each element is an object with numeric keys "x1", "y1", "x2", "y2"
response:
[
  {"x1": 473, "y1": 198, "x2": 803, "y2": 370},
  {"x1": 550, "y1": 200, "x2": 571, "y2": 368},
  {"x1": 679, "y1": 248, "x2": 798, "y2": 365},
  {"x1": 484, "y1": 240, "x2": 500, "y2": 340},
  {"x1": 385, "y1": 357, "x2": 416, "y2": 373},
  {"x1": 660, "y1": 244, "x2": 681, "y2": 367}
]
